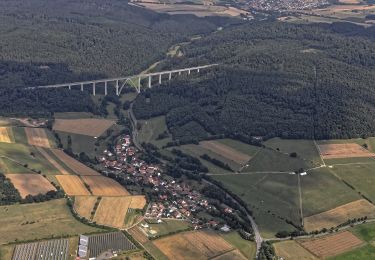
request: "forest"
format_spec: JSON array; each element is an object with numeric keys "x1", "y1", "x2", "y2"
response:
[
  {"x1": 0, "y1": 0, "x2": 235, "y2": 115},
  {"x1": 133, "y1": 21, "x2": 375, "y2": 141}
]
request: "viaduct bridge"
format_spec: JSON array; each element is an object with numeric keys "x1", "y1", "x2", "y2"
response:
[{"x1": 26, "y1": 64, "x2": 218, "y2": 95}]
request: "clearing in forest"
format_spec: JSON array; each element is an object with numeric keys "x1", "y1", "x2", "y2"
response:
[
  {"x1": 303, "y1": 199, "x2": 375, "y2": 232},
  {"x1": 93, "y1": 196, "x2": 132, "y2": 228},
  {"x1": 81, "y1": 176, "x2": 129, "y2": 196},
  {"x1": 0, "y1": 127, "x2": 13, "y2": 143},
  {"x1": 318, "y1": 143, "x2": 375, "y2": 159},
  {"x1": 298, "y1": 231, "x2": 364, "y2": 258},
  {"x1": 153, "y1": 229, "x2": 234, "y2": 259},
  {"x1": 51, "y1": 149, "x2": 99, "y2": 176},
  {"x1": 56, "y1": 175, "x2": 91, "y2": 196},
  {"x1": 6, "y1": 174, "x2": 56, "y2": 198},
  {"x1": 53, "y1": 118, "x2": 115, "y2": 137},
  {"x1": 74, "y1": 196, "x2": 98, "y2": 220},
  {"x1": 24, "y1": 128, "x2": 51, "y2": 148},
  {"x1": 200, "y1": 140, "x2": 251, "y2": 165}
]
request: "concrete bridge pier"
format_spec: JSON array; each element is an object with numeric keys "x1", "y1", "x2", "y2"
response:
[
  {"x1": 188, "y1": 69, "x2": 191, "y2": 75},
  {"x1": 93, "y1": 82, "x2": 96, "y2": 96},
  {"x1": 169, "y1": 72, "x2": 172, "y2": 80},
  {"x1": 148, "y1": 75, "x2": 152, "y2": 88},
  {"x1": 115, "y1": 80, "x2": 119, "y2": 96},
  {"x1": 68, "y1": 85, "x2": 71, "y2": 90},
  {"x1": 80, "y1": 83, "x2": 84, "y2": 91},
  {"x1": 197, "y1": 68, "x2": 200, "y2": 73},
  {"x1": 104, "y1": 81, "x2": 108, "y2": 96},
  {"x1": 159, "y1": 74, "x2": 162, "y2": 84},
  {"x1": 178, "y1": 71, "x2": 181, "y2": 75}
]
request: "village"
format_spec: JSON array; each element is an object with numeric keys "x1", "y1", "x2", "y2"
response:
[{"x1": 98, "y1": 135, "x2": 233, "y2": 232}]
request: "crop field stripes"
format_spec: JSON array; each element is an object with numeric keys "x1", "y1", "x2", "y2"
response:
[{"x1": 12, "y1": 238, "x2": 69, "y2": 260}]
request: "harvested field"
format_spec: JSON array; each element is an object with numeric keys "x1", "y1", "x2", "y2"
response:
[
  {"x1": 56, "y1": 175, "x2": 90, "y2": 196},
  {"x1": 81, "y1": 176, "x2": 129, "y2": 196},
  {"x1": 200, "y1": 140, "x2": 251, "y2": 165},
  {"x1": 299, "y1": 231, "x2": 364, "y2": 258},
  {"x1": 211, "y1": 249, "x2": 246, "y2": 260},
  {"x1": 74, "y1": 196, "x2": 98, "y2": 220},
  {"x1": 129, "y1": 195, "x2": 147, "y2": 209},
  {"x1": 24, "y1": 128, "x2": 51, "y2": 148},
  {"x1": 318, "y1": 143, "x2": 375, "y2": 159},
  {"x1": 274, "y1": 240, "x2": 317, "y2": 260},
  {"x1": 36, "y1": 147, "x2": 71, "y2": 175},
  {"x1": 53, "y1": 118, "x2": 115, "y2": 137},
  {"x1": 6, "y1": 174, "x2": 56, "y2": 198},
  {"x1": 153, "y1": 230, "x2": 234, "y2": 259},
  {"x1": 0, "y1": 127, "x2": 12, "y2": 143},
  {"x1": 304, "y1": 199, "x2": 375, "y2": 232},
  {"x1": 128, "y1": 226, "x2": 149, "y2": 244},
  {"x1": 51, "y1": 149, "x2": 99, "y2": 176},
  {"x1": 93, "y1": 197, "x2": 132, "y2": 228}
]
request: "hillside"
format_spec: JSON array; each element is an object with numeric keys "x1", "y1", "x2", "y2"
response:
[
  {"x1": 0, "y1": 0, "x2": 234, "y2": 116},
  {"x1": 133, "y1": 21, "x2": 375, "y2": 141}
]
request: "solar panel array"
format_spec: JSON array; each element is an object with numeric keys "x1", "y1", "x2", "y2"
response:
[
  {"x1": 12, "y1": 239, "x2": 69, "y2": 260},
  {"x1": 86, "y1": 232, "x2": 136, "y2": 258}
]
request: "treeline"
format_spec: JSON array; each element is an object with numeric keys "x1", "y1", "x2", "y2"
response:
[
  {"x1": 0, "y1": 173, "x2": 21, "y2": 205},
  {"x1": 200, "y1": 154, "x2": 233, "y2": 171},
  {"x1": 133, "y1": 21, "x2": 375, "y2": 141}
]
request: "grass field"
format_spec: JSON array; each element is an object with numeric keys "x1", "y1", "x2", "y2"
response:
[
  {"x1": 304, "y1": 199, "x2": 375, "y2": 232},
  {"x1": 212, "y1": 250, "x2": 246, "y2": 260},
  {"x1": 36, "y1": 147, "x2": 72, "y2": 175},
  {"x1": 351, "y1": 222, "x2": 375, "y2": 242},
  {"x1": 221, "y1": 231, "x2": 256, "y2": 259},
  {"x1": 153, "y1": 230, "x2": 234, "y2": 259},
  {"x1": 0, "y1": 143, "x2": 59, "y2": 175},
  {"x1": 301, "y1": 168, "x2": 361, "y2": 218},
  {"x1": 6, "y1": 173, "x2": 56, "y2": 198},
  {"x1": 138, "y1": 116, "x2": 172, "y2": 148},
  {"x1": 215, "y1": 139, "x2": 260, "y2": 157},
  {"x1": 329, "y1": 244, "x2": 375, "y2": 260},
  {"x1": 241, "y1": 147, "x2": 310, "y2": 173},
  {"x1": 81, "y1": 176, "x2": 130, "y2": 196},
  {"x1": 0, "y1": 199, "x2": 102, "y2": 244},
  {"x1": 264, "y1": 138, "x2": 323, "y2": 166},
  {"x1": 54, "y1": 112, "x2": 98, "y2": 119},
  {"x1": 200, "y1": 140, "x2": 251, "y2": 165},
  {"x1": 330, "y1": 164, "x2": 375, "y2": 202},
  {"x1": 274, "y1": 240, "x2": 317, "y2": 260},
  {"x1": 213, "y1": 173, "x2": 300, "y2": 236},
  {"x1": 140, "y1": 219, "x2": 191, "y2": 238}
]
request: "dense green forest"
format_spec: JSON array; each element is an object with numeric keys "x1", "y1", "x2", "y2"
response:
[
  {"x1": 0, "y1": 0, "x2": 235, "y2": 115},
  {"x1": 133, "y1": 21, "x2": 375, "y2": 140}
]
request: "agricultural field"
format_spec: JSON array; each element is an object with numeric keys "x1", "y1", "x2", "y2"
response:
[
  {"x1": 264, "y1": 138, "x2": 323, "y2": 166},
  {"x1": 56, "y1": 175, "x2": 91, "y2": 196},
  {"x1": 0, "y1": 199, "x2": 102, "y2": 244},
  {"x1": 273, "y1": 240, "x2": 317, "y2": 260},
  {"x1": 128, "y1": 226, "x2": 149, "y2": 244},
  {"x1": 212, "y1": 249, "x2": 246, "y2": 260},
  {"x1": 24, "y1": 127, "x2": 52, "y2": 148},
  {"x1": 351, "y1": 222, "x2": 375, "y2": 242},
  {"x1": 140, "y1": 219, "x2": 191, "y2": 238},
  {"x1": 200, "y1": 140, "x2": 251, "y2": 166},
  {"x1": 138, "y1": 116, "x2": 172, "y2": 148},
  {"x1": 330, "y1": 163, "x2": 375, "y2": 202},
  {"x1": 300, "y1": 168, "x2": 361, "y2": 218},
  {"x1": 74, "y1": 196, "x2": 98, "y2": 220},
  {"x1": 81, "y1": 176, "x2": 130, "y2": 196},
  {"x1": 215, "y1": 139, "x2": 260, "y2": 157},
  {"x1": 51, "y1": 149, "x2": 100, "y2": 175},
  {"x1": 298, "y1": 231, "x2": 364, "y2": 258},
  {"x1": 54, "y1": 112, "x2": 98, "y2": 119},
  {"x1": 93, "y1": 196, "x2": 132, "y2": 228},
  {"x1": 0, "y1": 143, "x2": 59, "y2": 175},
  {"x1": 213, "y1": 172, "x2": 301, "y2": 235},
  {"x1": 330, "y1": 244, "x2": 375, "y2": 260},
  {"x1": 129, "y1": 195, "x2": 147, "y2": 209},
  {"x1": 0, "y1": 127, "x2": 14, "y2": 143},
  {"x1": 6, "y1": 174, "x2": 56, "y2": 198},
  {"x1": 318, "y1": 143, "x2": 375, "y2": 159},
  {"x1": 153, "y1": 230, "x2": 234, "y2": 259},
  {"x1": 53, "y1": 118, "x2": 115, "y2": 137},
  {"x1": 221, "y1": 231, "x2": 256, "y2": 259},
  {"x1": 36, "y1": 147, "x2": 72, "y2": 175},
  {"x1": 304, "y1": 199, "x2": 375, "y2": 232}
]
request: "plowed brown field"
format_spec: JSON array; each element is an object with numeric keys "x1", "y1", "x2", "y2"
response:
[
  {"x1": 53, "y1": 118, "x2": 115, "y2": 137},
  {"x1": 25, "y1": 128, "x2": 51, "y2": 148},
  {"x1": 56, "y1": 175, "x2": 90, "y2": 196},
  {"x1": 318, "y1": 143, "x2": 375, "y2": 159},
  {"x1": 299, "y1": 231, "x2": 364, "y2": 258},
  {"x1": 81, "y1": 176, "x2": 129, "y2": 196},
  {"x1": 200, "y1": 141, "x2": 251, "y2": 164},
  {"x1": 6, "y1": 174, "x2": 56, "y2": 198}
]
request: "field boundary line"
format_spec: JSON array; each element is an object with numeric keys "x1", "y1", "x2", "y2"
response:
[
  {"x1": 298, "y1": 173, "x2": 304, "y2": 227},
  {"x1": 313, "y1": 140, "x2": 326, "y2": 166}
]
